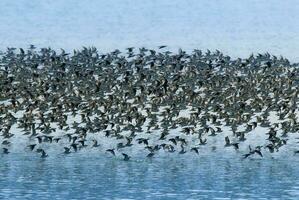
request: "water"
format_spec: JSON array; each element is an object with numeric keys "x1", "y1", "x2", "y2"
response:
[
  {"x1": 1, "y1": 0, "x2": 299, "y2": 61},
  {"x1": 1, "y1": 153, "x2": 298, "y2": 200}
]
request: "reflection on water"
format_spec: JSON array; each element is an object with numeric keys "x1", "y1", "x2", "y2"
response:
[{"x1": 0, "y1": 153, "x2": 298, "y2": 200}]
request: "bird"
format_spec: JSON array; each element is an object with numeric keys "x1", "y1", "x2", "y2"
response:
[
  {"x1": 3, "y1": 148, "x2": 9, "y2": 154},
  {"x1": 146, "y1": 152, "x2": 155, "y2": 158},
  {"x1": 92, "y1": 139, "x2": 100, "y2": 147},
  {"x1": 0, "y1": 46, "x2": 298, "y2": 161},
  {"x1": 158, "y1": 45, "x2": 167, "y2": 49},
  {"x1": 53, "y1": 138, "x2": 61, "y2": 143},
  {"x1": 64, "y1": 147, "x2": 71, "y2": 154},
  {"x1": 28, "y1": 144, "x2": 36, "y2": 151},
  {"x1": 122, "y1": 153, "x2": 130, "y2": 161},
  {"x1": 199, "y1": 138, "x2": 207, "y2": 145},
  {"x1": 254, "y1": 149, "x2": 263, "y2": 157},
  {"x1": 191, "y1": 147, "x2": 199, "y2": 155},
  {"x1": 40, "y1": 149, "x2": 48, "y2": 158},
  {"x1": 243, "y1": 146, "x2": 263, "y2": 159},
  {"x1": 106, "y1": 149, "x2": 115, "y2": 156},
  {"x1": 224, "y1": 136, "x2": 239, "y2": 149},
  {"x1": 71, "y1": 143, "x2": 78, "y2": 152},
  {"x1": 225, "y1": 136, "x2": 231, "y2": 147}
]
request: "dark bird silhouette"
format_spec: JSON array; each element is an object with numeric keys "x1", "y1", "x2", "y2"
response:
[
  {"x1": 106, "y1": 149, "x2": 115, "y2": 156},
  {"x1": 40, "y1": 149, "x2": 48, "y2": 158},
  {"x1": 146, "y1": 152, "x2": 155, "y2": 158},
  {"x1": 191, "y1": 147, "x2": 199, "y2": 155},
  {"x1": 122, "y1": 153, "x2": 130, "y2": 161},
  {"x1": 64, "y1": 147, "x2": 71, "y2": 154},
  {"x1": 28, "y1": 144, "x2": 36, "y2": 151},
  {"x1": 3, "y1": 148, "x2": 9, "y2": 154}
]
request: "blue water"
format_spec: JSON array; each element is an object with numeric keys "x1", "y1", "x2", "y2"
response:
[
  {"x1": 1, "y1": 0, "x2": 299, "y2": 61},
  {"x1": 1, "y1": 153, "x2": 298, "y2": 200}
]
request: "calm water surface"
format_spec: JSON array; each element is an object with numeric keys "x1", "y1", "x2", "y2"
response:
[{"x1": 0, "y1": 153, "x2": 298, "y2": 200}]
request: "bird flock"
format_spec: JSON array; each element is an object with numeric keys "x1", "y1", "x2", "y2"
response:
[{"x1": 1, "y1": 46, "x2": 299, "y2": 161}]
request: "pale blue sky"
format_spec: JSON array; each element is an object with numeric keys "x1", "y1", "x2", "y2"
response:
[{"x1": 0, "y1": 0, "x2": 298, "y2": 60}]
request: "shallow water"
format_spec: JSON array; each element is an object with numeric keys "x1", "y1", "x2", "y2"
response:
[{"x1": 1, "y1": 153, "x2": 298, "y2": 200}]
